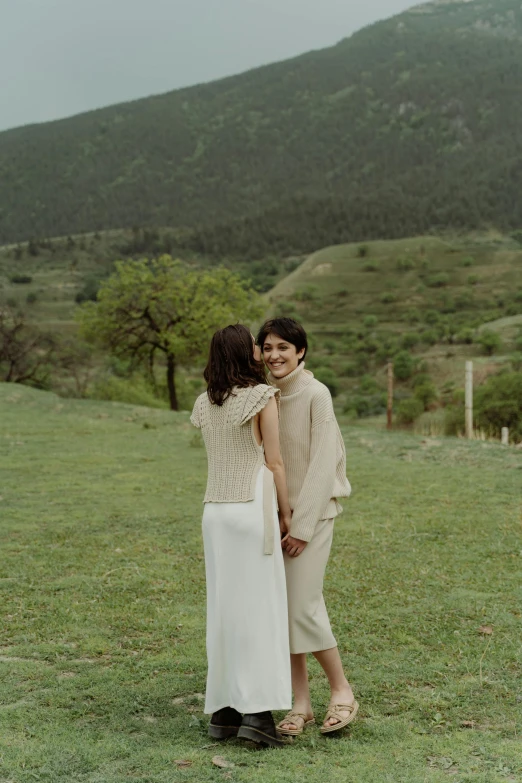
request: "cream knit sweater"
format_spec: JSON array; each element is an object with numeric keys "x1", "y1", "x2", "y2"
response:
[
  {"x1": 269, "y1": 363, "x2": 351, "y2": 542},
  {"x1": 190, "y1": 384, "x2": 279, "y2": 503}
]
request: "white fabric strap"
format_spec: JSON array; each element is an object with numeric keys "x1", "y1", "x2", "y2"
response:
[{"x1": 263, "y1": 467, "x2": 275, "y2": 555}]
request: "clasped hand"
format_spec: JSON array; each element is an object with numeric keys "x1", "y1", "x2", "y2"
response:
[{"x1": 278, "y1": 511, "x2": 307, "y2": 557}]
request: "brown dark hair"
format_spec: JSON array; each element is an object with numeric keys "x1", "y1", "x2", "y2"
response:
[
  {"x1": 256, "y1": 317, "x2": 308, "y2": 363},
  {"x1": 204, "y1": 324, "x2": 267, "y2": 405}
]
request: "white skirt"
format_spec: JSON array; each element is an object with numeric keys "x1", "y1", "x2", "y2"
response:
[{"x1": 202, "y1": 466, "x2": 291, "y2": 715}]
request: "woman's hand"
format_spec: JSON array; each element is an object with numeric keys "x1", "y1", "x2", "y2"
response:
[
  {"x1": 279, "y1": 510, "x2": 292, "y2": 537},
  {"x1": 282, "y1": 534, "x2": 308, "y2": 558}
]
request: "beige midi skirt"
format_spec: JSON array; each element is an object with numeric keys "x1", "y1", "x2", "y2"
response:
[{"x1": 284, "y1": 517, "x2": 337, "y2": 654}]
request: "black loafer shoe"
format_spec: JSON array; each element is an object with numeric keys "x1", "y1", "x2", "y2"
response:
[
  {"x1": 208, "y1": 707, "x2": 243, "y2": 739},
  {"x1": 237, "y1": 711, "x2": 285, "y2": 748}
]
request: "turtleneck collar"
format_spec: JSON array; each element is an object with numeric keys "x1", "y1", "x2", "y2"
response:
[{"x1": 269, "y1": 361, "x2": 314, "y2": 397}]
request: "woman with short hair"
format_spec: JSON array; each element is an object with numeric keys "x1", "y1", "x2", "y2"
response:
[{"x1": 257, "y1": 317, "x2": 358, "y2": 736}]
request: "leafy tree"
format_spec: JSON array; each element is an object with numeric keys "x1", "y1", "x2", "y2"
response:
[
  {"x1": 479, "y1": 330, "x2": 502, "y2": 356},
  {"x1": 77, "y1": 256, "x2": 261, "y2": 410},
  {"x1": 401, "y1": 332, "x2": 420, "y2": 350},
  {"x1": 0, "y1": 306, "x2": 55, "y2": 385},
  {"x1": 393, "y1": 350, "x2": 414, "y2": 381},
  {"x1": 414, "y1": 381, "x2": 438, "y2": 411},
  {"x1": 475, "y1": 371, "x2": 522, "y2": 441},
  {"x1": 28, "y1": 239, "x2": 39, "y2": 257}
]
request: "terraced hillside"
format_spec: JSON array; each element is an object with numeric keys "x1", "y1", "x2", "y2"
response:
[{"x1": 268, "y1": 233, "x2": 522, "y2": 420}]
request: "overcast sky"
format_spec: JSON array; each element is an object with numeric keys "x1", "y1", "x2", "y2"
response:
[{"x1": 0, "y1": 0, "x2": 414, "y2": 132}]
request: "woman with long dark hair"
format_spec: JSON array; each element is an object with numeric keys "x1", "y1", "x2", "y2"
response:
[{"x1": 190, "y1": 323, "x2": 292, "y2": 748}]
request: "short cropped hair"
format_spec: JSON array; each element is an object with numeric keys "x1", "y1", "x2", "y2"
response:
[{"x1": 256, "y1": 318, "x2": 308, "y2": 363}]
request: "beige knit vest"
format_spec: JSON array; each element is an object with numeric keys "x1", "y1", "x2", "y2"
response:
[{"x1": 190, "y1": 384, "x2": 279, "y2": 503}]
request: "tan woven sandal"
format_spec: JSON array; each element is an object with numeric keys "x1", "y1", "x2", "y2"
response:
[
  {"x1": 276, "y1": 711, "x2": 315, "y2": 736},
  {"x1": 320, "y1": 700, "x2": 359, "y2": 734}
]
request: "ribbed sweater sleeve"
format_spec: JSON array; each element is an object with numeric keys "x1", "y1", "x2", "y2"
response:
[{"x1": 290, "y1": 390, "x2": 337, "y2": 542}]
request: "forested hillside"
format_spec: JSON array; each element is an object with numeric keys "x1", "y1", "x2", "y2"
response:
[{"x1": 1, "y1": 0, "x2": 522, "y2": 250}]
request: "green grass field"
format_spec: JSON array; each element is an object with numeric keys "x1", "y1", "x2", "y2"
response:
[{"x1": 1, "y1": 383, "x2": 520, "y2": 782}]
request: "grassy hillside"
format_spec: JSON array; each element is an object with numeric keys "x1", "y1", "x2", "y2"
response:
[
  {"x1": 268, "y1": 232, "x2": 522, "y2": 423},
  {"x1": 1, "y1": 383, "x2": 521, "y2": 782},
  {"x1": 1, "y1": 0, "x2": 522, "y2": 249},
  {"x1": 0, "y1": 227, "x2": 298, "y2": 336},
  {"x1": 1, "y1": 230, "x2": 522, "y2": 426}
]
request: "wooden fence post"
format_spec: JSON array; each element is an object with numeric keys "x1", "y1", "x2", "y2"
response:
[
  {"x1": 387, "y1": 361, "x2": 394, "y2": 431},
  {"x1": 465, "y1": 361, "x2": 473, "y2": 439},
  {"x1": 501, "y1": 427, "x2": 509, "y2": 445}
]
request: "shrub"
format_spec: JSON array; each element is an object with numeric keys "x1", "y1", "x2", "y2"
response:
[
  {"x1": 421, "y1": 329, "x2": 438, "y2": 346},
  {"x1": 323, "y1": 339, "x2": 337, "y2": 354},
  {"x1": 348, "y1": 393, "x2": 387, "y2": 418},
  {"x1": 455, "y1": 328, "x2": 474, "y2": 345},
  {"x1": 294, "y1": 285, "x2": 318, "y2": 302},
  {"x1": 515, "y1": 335, "x2": 522, "y2": 352},
  {"x1": 314, "y1": 367, "x2": 340, "y2": 397},
  {"x1": 401, "y1": 332, "x2": 420, "y2": 350},
  {"x1": 406, "y1": 308, "x2": 421, "y2": 323},
  {"x1": 393, "y1": 350, "x2": 414, "y2": 381},
  {"x1": 412, "y1": 373, "x2": 431, "y2": 389},
  {"x1": 274, "y1": 299, "x2": 298, "y2": 317},
  {"x1": 75, "y1": 277, "x2": 102, "y2": 304},
  {"x1": 358, "y1": 374, "x2": 381, "y2": 393},
  {"x1": 362, "y1": 262, "x2": 379, "y2": 272},
  {"x1": 475, "y1": 371, "x2": 522, "y2": 441},
  {"x1": 10, "y1": 274, "x2": 32, "y2": 284},
  {"x1": 396, "y1": 257, "x2": 415, "y2": 271},
  {"x1": 397, "y1": 398, "x2": 424, "y2": 425},
  {"x1": 511, "y1": 230, "x2": 522, "y2": 246},
  {"x1": 468, "y1": 274, "x2": 479, "y2": 285},
  {"x1": 363, "y1": 337, "x2": 379, "y2": 354},
  {"x1": 427, "y1": 273, "x2": 449, "y2": 288},
  {"x1": 439, "y1": 294, "x2": 456, "y2": 313},
  {"x1": 357, "y1": 245, "x2": 369, "y2": 258},
  {"x1": 414, "y1": 382, "x2": 438, "y2": 411},
  {"x1": 461, "y1": 256, "x2": 474, "y2": 267},
  {"x1": 478, "y1": 330, "x2": 502, "y2": 356},
  {"x1": 28, "y1": 239, "x2": 39, "y2": 257},
  {"x1": 380, "y1": 292, "x2": 396, "y2": 304},
  {"x1": 424, "y1": 310, "x2": 440, "y2": 325},
  {"x1": 455, "y1": 291, "x2": 474, "y2": 309},
  {"x1": 26, "y1": 292, "x2": 37, "y2": 305},
  {"x1": 340, "y1": 362, "x2": 358, "y2": 377},
  {"x1": 363, "y1": 315, "x2": 378, "y2": 328}
]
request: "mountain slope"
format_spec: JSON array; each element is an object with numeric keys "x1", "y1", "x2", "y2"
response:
[{"x1": 1, "y1": 0, "x2": 522, "y2": 246}]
